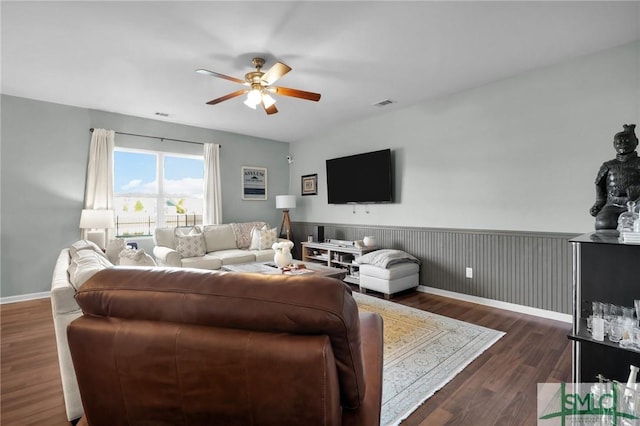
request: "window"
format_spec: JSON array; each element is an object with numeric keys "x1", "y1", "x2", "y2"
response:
[{"x1": 113, "y1": 148, "x2": 204, "y2": 237}]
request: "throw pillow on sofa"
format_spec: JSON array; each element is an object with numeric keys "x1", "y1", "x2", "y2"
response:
[
  {"x1": 175, "y1": 226, "x2": 202, "y2": 237},
  {"x1": 69, "y1": 239, "x2": 109, "y2": 260},
  {"x1": 119, "y1": 248, "x2": 156, "y2": 266},
  {"x1": 175, "y1": 227, "x2": 206, "y2": 258},
  {"x1": 231, "y1": 221, "x2": 267, "y2": 249},
  {"x1": 249, "y1": 225, "x2": 278, "y2": 250},
  {"x1": 202, "y1": 224, "x2": 237, "y2": 253},
  {"x1": 68, "y1": 249, "x2": 113, "y2": 290},
  {"x1": 105, "y1": 238, "x2": 126, "y2": 264}
]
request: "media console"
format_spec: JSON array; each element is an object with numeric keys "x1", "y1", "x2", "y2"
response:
[{"x1": 301, "y1": 241, "x2": 377, "y2": 285}]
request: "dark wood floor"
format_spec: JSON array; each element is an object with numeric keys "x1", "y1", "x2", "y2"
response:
[{"x1": 0, "y1": 291, "x2": 572, "y2": 425}]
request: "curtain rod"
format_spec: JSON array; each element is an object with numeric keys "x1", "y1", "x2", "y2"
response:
[{"x1": 89, "y1": 128, "x2": 220, "y2": 147}]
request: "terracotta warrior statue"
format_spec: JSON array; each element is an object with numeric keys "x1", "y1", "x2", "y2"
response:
[{"x1": 590, "y1": 124, "x2": 640, "y2": 230}]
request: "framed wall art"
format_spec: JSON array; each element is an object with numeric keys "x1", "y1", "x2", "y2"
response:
[
  {"x1": 242, "y1": 166, "x2": 267, "y2": 200},
  {"x1": 301, "y1": 173, "x2": 318, "y2": 196}
]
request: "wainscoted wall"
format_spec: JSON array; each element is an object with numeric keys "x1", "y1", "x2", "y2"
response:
[{"x1": 292, "y1": 222, "x2": 578, "y2": 314}]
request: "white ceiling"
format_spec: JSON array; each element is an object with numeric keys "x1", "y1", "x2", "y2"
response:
[{"x1": 2, "y1": 1, "x2": 639, "y2": 143}]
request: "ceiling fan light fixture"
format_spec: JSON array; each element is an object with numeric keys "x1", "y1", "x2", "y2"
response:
[
  {"x1": 243, "y1": 98, "x2": 258, "y2": 109},
  {"x1": 262, "y1": 93, "x2": 276, "y2": 108},
  {"x1": 247, "y1": 88, "x2": 262, "y2": 105}
]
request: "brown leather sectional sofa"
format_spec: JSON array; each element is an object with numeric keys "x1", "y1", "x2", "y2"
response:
[{"x1": 68, "y1": 267, "x2": 383, "y2": 425}]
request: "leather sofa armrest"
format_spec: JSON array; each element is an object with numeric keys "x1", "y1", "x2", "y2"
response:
[
  {"x1": 152, "y1": 246, "x2": 182, "y2": 267},
  {"x1": 342, "y1": 312, "x2": 384, "y2": 426}
]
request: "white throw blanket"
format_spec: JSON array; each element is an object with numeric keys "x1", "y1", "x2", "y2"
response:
[{"x1": 354, "y1": 249, "x2": 420, "y2": 268}]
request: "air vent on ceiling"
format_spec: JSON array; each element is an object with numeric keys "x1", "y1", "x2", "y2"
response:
[{"x1": 373, "y1": 99, "x2": 396, "y2": 107}]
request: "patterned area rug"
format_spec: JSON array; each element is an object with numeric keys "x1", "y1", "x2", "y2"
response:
[{"x1": 353, "y1": 292, "x2": 505, "y2": 426}]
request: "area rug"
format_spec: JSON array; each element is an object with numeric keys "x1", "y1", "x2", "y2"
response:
[{"x1": 353, "y1": 292, "x2": 505, "y2": 426}]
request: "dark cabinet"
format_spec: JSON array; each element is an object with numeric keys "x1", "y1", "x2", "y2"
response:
[{"x1": 569, "y1": 232, "x2": 640, "y2": 383}]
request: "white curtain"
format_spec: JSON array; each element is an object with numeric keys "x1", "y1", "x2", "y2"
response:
[
  {"x1": 82, "y1": 128, "x2": 115, "y2": 240},
  {"x1": 203, "y1": 143, "x2": 222, "y2": 225}
]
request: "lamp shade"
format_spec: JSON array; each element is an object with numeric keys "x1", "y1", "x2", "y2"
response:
[
  {"x1": 79, "y1": 209, "x2": 115, "y2": 229},
  {"x1": 275, "y1": 195, "x2": 296, "y2": 210}
]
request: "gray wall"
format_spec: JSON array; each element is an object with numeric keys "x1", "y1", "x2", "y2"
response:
[
  {"x1": 1, "y1": 95, "x2": 290, "y2": 298},
  {"x1": 289, "y1": 41, "x2": 640, "y2": 233},
  {"x1": 288, "y1": 42, "x2": 639, "y2": 313}
]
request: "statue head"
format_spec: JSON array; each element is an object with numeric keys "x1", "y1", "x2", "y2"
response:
[{"x1": 613, "y1": 123, "x2": 638, "y2": 155}]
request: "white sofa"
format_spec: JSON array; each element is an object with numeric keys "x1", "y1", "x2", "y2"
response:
[
  {"x1": 52, "y1": 223, "x2": 284, "y2": 421},
  {"x1": 51, "y1": 248, "x2": 84, "y2": 422},
  {"x1": 51, "y1": 240, "x2": 156, "y2": 421},
  {"x1": 153, "y1": 222, "x2": 286, "y2": 269}
]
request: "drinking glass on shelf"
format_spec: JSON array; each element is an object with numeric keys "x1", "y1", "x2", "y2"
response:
[
  {"x1": 620, "y1": 324, "x2": 639, "y2": 349},
  {"x1": 609, "y1": 319, "x2": 623, "y2": 343},
  {"x1": 622, "y1": 306, "x2": 635, "y2": 321},
  {"x1": 633, "y1": 326, "x2": 640, "y2": 350},
  {"x1": 591, "y1": 302, "x2": 604, "y2": 339},
  {"x1": 611, "y1": 304, "x2": 623, "y2": 319},
  {"x1": 603, "y1": 303, "x2": 612, "y2": 320},
  {"x1": 593, "y1": 301, "x2": 603, "y2": 318},
  {"x1": 592, "y1": 316, "x2": 605, "y2": 341},
  {"x1": 635, "y1": 300, "x2": 640, "y2": 326}
]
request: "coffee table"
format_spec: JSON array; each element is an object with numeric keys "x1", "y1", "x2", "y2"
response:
[{"x1": 222, "y1": 260, "x2": 347, "y2": 280}]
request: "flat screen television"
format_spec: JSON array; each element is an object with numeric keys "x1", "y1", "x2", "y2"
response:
[{"x1": 326, "y1": 148, "x2": 393, "y2": 204}]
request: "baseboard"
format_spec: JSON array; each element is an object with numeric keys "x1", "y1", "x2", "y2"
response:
[
  {"x1": 417, "y1": 285, "x2": 572, "y2": 324},
  {"x1": 0, "y1": 291, "x2": 50, "y2": 305}
]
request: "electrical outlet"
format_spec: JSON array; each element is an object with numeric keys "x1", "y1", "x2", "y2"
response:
[{"x1": 465, "y1": 267, "x2": 473, "y2": 279}]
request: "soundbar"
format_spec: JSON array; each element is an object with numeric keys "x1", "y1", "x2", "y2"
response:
[{"x1": 325, "y1": 239, "x2": 355, "y2": 247}]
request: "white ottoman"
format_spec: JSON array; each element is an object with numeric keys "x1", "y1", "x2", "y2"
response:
[{"x1": 359, "y1": 262, "x2": 419, "y2": 299}]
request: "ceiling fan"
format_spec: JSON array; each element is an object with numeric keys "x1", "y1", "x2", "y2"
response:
[{"x1": 196, "y1": 58, "x2": 321, "y2": 115}]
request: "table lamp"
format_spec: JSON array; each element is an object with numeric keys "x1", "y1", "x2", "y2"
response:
[
  {"x1": 79, "y1": 209, "x2": 115, "y2": 249},
  {"x1": 275, "y1": 195, "x2": 296, "y2": 241}
]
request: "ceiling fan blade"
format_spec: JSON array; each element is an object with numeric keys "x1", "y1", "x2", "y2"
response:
[
  {"x1": 261, "y1": 62, "x2": 292, "y2": 85},
  {"x1": 206, "y1": 89, "x2": 248, "y2": 105},
  {"x1": 196, "y1": 69, "x2": 247, "y2": 85},
  {"x1": 272, "y1": 86, "x2": 321, "y2": 102},
  {"x1": 263, "y1": 102, "x2": 278, "y2": 115}
]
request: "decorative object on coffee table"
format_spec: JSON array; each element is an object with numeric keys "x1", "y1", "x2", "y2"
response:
[
  {"x1": 272, "y1": 241, "x2": 294, "y2": 268},
  {"x1": 301, "y1": 173, "x2": 317, "y2": 196},
  {"x1": 590, "y1": 124, "x2": 640, "y2": 230}
]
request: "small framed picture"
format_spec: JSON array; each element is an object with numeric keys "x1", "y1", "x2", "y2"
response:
[
  {"x1": 301, "y1": 174, "x2": 318, "y2": 196},
  {"x1": 242, "y1": 166, "x2": 267, "y2": 200}
]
